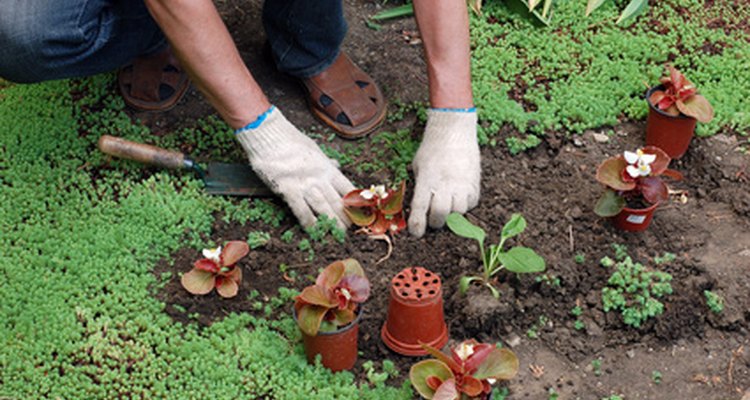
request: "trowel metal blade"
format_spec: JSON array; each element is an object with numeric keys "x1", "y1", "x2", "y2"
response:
[{"x1": 203, "y1": 162, "x2": 273, "y2": 197}]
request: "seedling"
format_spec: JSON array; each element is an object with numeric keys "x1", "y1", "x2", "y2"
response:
[
  {"x1": 594, "y1": 146, "x2": 683, "y2": 217},
  {"x1": 344, "y1": 182, "x2": 406, "y2": 263},
  {"x1": 651, "y1": 370, "x2": 662, "y2": 384},
  {"x1": 571, "y1": 306, "x2": 585, "y2": 331},
  {"x1": 602, "y1": 255, "x2": 673, "y2": 328},
  {"x1": 409, "y1": 340, "x2": 519, "y2": 399},
  {"x1": 591, "y1": 359, "x2": 602, "y2": 377},
  {"x1": 648, "y1": 65, "x2": 714, "y2": 123},
  {"x1": 574, "y1": 253, "x2": 586, "y2": 264},
  {"x1": 704, "y1": 290, "x2": 724, "y2": 314},
  {"x1": 247, "y1": 231, "x2": 271, "y2": 249},
  {"x1": 294, "y1": 259, "x2": 370, "y2": 336},
  {"x1": 180, "y1": 241, "x2": 249, "y2": 298},
  {"x1": 536, "y1": 274, "x2": 561, "y2": 288},
  {"x1": 446, "y1": 213, "x2": 545, "y2": 298}
]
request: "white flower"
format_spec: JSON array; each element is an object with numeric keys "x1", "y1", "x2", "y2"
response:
[
  {"x1": 202, "y1": 246, "x2": 222, "y2": 263},
  {"x1": 340, "y1": 287, "x2": 352, "y2": 301},
  {"x1": 487, "y1": 378, "x2": 497, "y2": 385},
  {"x1": 455, "y1": 341, "x2": 475, "y2": 361},
  {"x1": 623, "y1": 149, "x2": 656, "y2": 178},
  {"x1": 361, "y1": 185, "x2": 388, "y2": 200}
]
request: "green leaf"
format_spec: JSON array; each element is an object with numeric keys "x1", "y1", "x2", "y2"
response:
[
  {"x1": 586, "y1": 0, "x2": 607, "y2": 16},
  {"x1": 473, "y1": 348, "x2": 520, "y2": 381},
  {"x1": 501, "y1": 213, "x2": 527, "y2": 241},
  {"x1": 485, "y1": 283, "x2": 501, "y2": 299},
  {"x1": 497, "y1": 247, "x2": 546, "y2": 274},
  {"x1": 616, "y1": 0, "x2": 647, "y2": 25},
  {"x1": 446, "y1": 213, "x2": 486, "y2": 245},
  {"x1": 381, "y1": 182, "x2": 405, "y2": 215},
  {"x1": 459, "y1": 276, "x2": 482, "y2": 294},
  {"x1": 371, "y1": 4, "x2": 414, "y2": 20},
  {"x1": 297, "y1": 304, "x2": 328, "y2": 336},
  {"x1": 594, "y1": 189, "x2": 626, "y2": 217},
  {"x1": 409, "y1": 360, "x2": 455, "y2": 399},
  {"x1": 298, "y1": 285, "x2": 337, "y2": 308}
]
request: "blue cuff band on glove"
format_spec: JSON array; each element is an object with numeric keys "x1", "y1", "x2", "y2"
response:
[
  {"x1": 234, "y1": 105, "x2": 276, "y2": 134},
  {"x1": 430, "y1": 107, "x2": 477, "y2": 113}
]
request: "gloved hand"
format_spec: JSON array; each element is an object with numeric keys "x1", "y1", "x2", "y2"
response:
[
  {"x1": 408, "y1": 108, "x2": 481, "y2": 237},
  {"x1": 236, "y1": 106, "x2": 354, "y2": 228}
]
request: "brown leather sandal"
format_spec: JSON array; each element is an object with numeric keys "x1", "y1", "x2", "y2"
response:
[
  {"x1": 302, "y1": 53, "x2": 386, "y2": 139},
  {"x1": 117, "y1": 48, "x2": 189, "y2": 112}
]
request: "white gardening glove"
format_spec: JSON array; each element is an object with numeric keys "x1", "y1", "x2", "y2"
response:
[
  {"x1": 236, "y1": 106, "x2": 354, "y2": 228},
  {"x1": 408, "y1": 108, "x2": 481, "y2": 237}
]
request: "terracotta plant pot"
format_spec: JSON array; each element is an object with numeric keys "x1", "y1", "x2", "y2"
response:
[
  {"x1": 381, "y1": 267, "x2": 449, "y2": 356},
  {"x1": 645, "y1": 85, "x2": 698, "y2": 159},
  {"x1": 612, "y1": 202, "x2": 659, "y2": 232},
  {"x1": 296, "y1": 307, "x2": 362, "y2": 372}
]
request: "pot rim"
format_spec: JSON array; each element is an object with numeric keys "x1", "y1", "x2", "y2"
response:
[
  {"x1": 293, "y1": 305, "x2": 363, "y2": 336},
  {"x1": 645, "y1": 84, "x2": 694, "y2": 120},
  {"x1": 621, "y1": 200, "x2": 659, "y2": 213}
]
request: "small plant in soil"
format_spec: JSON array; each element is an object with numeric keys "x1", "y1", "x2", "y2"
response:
[
  {"x1": 601, "y1": 255, "x2": 673, "y2": 328},
  {"x1": 704, "y1": 290, "x2": 724, "y2": 314},
  {"x1": 594, "y1": 146, "x2": 682, "y2": 217},
  {"x1": 446, "y1": 213, "x2": 545, "y2": 298},
  {"x1": 409, "y1": 340, "x2": 519, "y2": 400},
  {"x1": 293, "y1": 258, "x2": 370, "y2": 336},
  {"x1": 591, "y1": 359, "x2": 602, "y2": 377},
  {"x1": 180, "y1": 240, "x2": 249, "y2": 298},
  {"x1": 648, "y1": 65, "x2": 714, "y2": 123},
  {"x1": 344, "y1": 182, "x2": 406, "y2": 263},
  {"x1": 651, "y1": 370, "x2": 662, "y2": 385}
]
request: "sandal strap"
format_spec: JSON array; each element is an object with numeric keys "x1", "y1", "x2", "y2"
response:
[{"x1": 303, "y1": 54, "x2": 379, "y2": 127}]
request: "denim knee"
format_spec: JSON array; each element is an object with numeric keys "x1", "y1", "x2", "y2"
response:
[{"x1": 0, "y1": 0, "x2": 165, "y2": 83}]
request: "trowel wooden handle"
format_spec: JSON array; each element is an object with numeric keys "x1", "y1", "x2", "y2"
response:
[{"x1": 98, "y1": 135, "x2": 187, "y2": 170}]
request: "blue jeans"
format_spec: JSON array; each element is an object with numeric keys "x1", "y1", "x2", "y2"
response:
[{"x1": 0, "y1": 0, "x2": 346, "y2": 83}]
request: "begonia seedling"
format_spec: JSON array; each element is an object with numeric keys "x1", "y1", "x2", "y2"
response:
[
  {"x1": 294, "y1": 259, "x2": 370, "y2": 336},
  {"x1": 648, "y1": 65, "x2": 714, "y2": 123},
  {"x1": 594, "y1": 146, "x2": 683, "y2": 217},
  {"x1": 410, "y1": 340, "x2": 519, "y2": 400},
  {"x1": 344, "y1": 182, "x2": 406, "y2": 263},
  {"x1": 181, "y1": 240, "x2": 249, "y2": 298}
]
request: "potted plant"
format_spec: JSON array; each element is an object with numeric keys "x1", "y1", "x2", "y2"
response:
[
  {"x1": 646, "y1": 65, "x2": 714, "y2": 159},
  {"x1": 180, "y1": 240, "x2": 249, "y2": 298},
  {"x1": 594, "y1": 146, "x2": 683, "y2": 231},
  {"x1": 343, "y1": 182, "x2": 406, "y2": 263},
  {"x1": 381, "y1": 266, "x2": 449, "y2": 356},
  {"x1": 410, "y1": 340, "x2": 519, "y2": 400},
  {"x1": 293, "y1": 258, "x2": 370, "y2": 371}
]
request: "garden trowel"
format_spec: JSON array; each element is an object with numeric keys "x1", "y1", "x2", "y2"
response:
[{"x1": 97, "y1": 135, "x2": 272, "y2": 197}]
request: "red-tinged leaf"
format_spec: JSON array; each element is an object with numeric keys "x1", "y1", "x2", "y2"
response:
[
  {"x1": 459, "y1": 376, "x2": 484, "y2": 397},
  {"x1": 340, "y1": 258, "x2": 366, "y2": 278},
  {"x1": 181, "y1": 268, "x2": 216, "y2": 295},
  {"x1": 641, "y1": 146, "x2": 671, "y2": 175},
  {"x1": 410, "y1": 360, "x2": 455, "y2": 399},
  {"x1": 433, "y1": 379, "x2": 460, "y2": 400},
  {"x1": 664, "y1": 104, "x2": 681, "y2": 116},
  {"x1": 194, "y1": 258, "x2": 219, "y2": 273},
  {"x1": 344, "y1": 205, "x2": 377, "y2": 227},
  {"x1": 343, "y1": 189, "x2": 377, "y2": 208},
  {"x1": 668, "y1": 65, "x2": 683, "y2": 89},
  {"x1": 596, "y1": 157, "x2": 636, "y2": 191},
  {"x1": 389, "y1": 213, "x2": 407, "y2": 235},
  {"x1": 677, "y1": 94, "x2": 714, "y2": 123},
  {"x1": 339, "y1": 275, "x2": 371, "y2": 303},
  {"x1": 426, "y1": 375, "x2": 444, "y2": 391},
  {"x1": 332, "y1": 308, "x2": 355, "y2": 327},
  {"x1": 316, "y1": 261, "x2": 345, "y2": 288},
  {"x1": 297, "y1": 304, "x2": 329, "y2": 336},
  {"x1": 222, "y1": 240, "x2": 249, "y2": 266},
  {"x1": 224, "y1": 266, "x2": 242, "y2": 284},
  {"x1": 473, "y1": 348, "x2": 520, "y2": 381},
  {"x1": 216, "y1": 276, "x2": 239, "y2": 298},
  {"x1": 662, "y1": 168, "x2": 684, "y2": 181},
  {"x1": 423, "y1": 344, "x2": 461, "y2": 373},
  {"x1": 648, "y1": 90, "x2": 666, "y2": 107},
  {"x1": 369, "y1": 212, "x2": 391, "y2": 235},
  {"x1": 381, "y1": 182, "x2": 406, "y2": 215},
  {"x1": 640, "y1": 177, "x2": 669, "y2": 205},
  {"x1": 463, "y1": 344, "x2": 494, "y2": 373},
  {"x1": 298, "y1": 285, "x2": 337, "y2": 308},
  {"x1": 657, "y1": 95, "x2": 675, "y2": 111}
]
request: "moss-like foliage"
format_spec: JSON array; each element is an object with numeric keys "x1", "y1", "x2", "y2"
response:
[
  {"x1": 0, "y1": 79, "x2": 411, "y2": 399},
  {"x1": 471, "y1": 0, "x2": 750, "y2": 148}
]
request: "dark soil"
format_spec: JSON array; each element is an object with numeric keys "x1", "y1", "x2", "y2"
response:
[{"x1": 145, "y1": 0, "x2": 750, "y2": 399}]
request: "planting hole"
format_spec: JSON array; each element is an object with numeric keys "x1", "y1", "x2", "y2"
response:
[
  {"x1": 405, "y1": 283, "x2": 411, "y2": 288},
  {"x1": 422, "y1": 281, "x2": 429, "y2": 286},
  {"x1": 397, "y1": 274, "x2": 404, "y2": 280},
  {"x1": 432, "y1": 279, "x2": 438, "y2": 284},
  {"x1": 412, "y1": 276, "x2": 418, "y2": 282},
  {"x1": 425, "y1": 272, "x2": 432, "y2": 277},
  {"x1": 394, "y1": 282, "x2": 401, "y2": 287},
  {"x1": 417, "y1": 293, "x2": 422, "y2": 298},
  {"x1": 411, "y1": 267, "x2": 417, "y2": 274},
  {"x1": 402, "y1": 292, "x2": 408, "y2": 297},
  {"x1": 428, "y1": 290, "x2": 435, "y2": 295}
]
